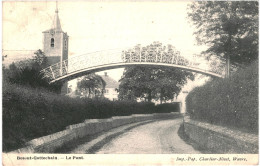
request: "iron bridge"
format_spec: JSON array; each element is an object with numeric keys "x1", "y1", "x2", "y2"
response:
[{"x1": 40, "y1": 47, "x2": 225, "y2": 83}]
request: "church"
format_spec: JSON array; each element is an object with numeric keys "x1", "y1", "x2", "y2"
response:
[
  {"x1": 42, "y1": 5, "x2": 68, "y2": 66},
  {"x1": 42, "y1": 5, "x2": 69, "y2": 94},
  {"x1": 42, "y1": 5, "x2": 119, "y2": 100}
]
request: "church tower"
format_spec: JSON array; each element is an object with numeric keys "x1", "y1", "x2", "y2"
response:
[
  {"x1": 42, "y1": 3, "x2": 69, "y2": 94},
  {"x1": 42, "y1": 3, "x2": 69, "y2": 65}
]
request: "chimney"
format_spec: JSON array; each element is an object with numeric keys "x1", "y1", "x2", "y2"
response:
[{"x1": 104, "y1": 72, "x2": 107, "y2": 76}]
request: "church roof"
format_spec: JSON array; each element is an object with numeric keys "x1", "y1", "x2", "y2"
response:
[
  {"x1": 52, "y1": 9, "x2": 62, "y2": 31},
  {"x1": 100, "y1": 74, "x2": 119, "y2": 88},
  {"x1": 43, "y1": 4, "x2": 62, "y2": 33}
]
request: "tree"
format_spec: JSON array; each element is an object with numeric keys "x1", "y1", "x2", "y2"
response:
[
  {"x1": 118, "y1": 42, "x2": 194, "y2": 103},
  {"x1": 77, "y1": 73, "x2": 106, "y2": 98},
  {"x1": 33, "y1": 49, "x2": 48, "y2": 69},
  {"x1": 187, "y1": 1, "x2": 258, "y2": 76},
  {"x1": 3, "y1": 49, "x2": 62, "y2": 93}
]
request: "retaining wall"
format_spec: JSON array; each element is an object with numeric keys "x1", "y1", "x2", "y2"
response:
[
  {"x1": 10, "y1": 112, "x2": 181, "y2": 153},
  {"x1": 183, "y1": 116, "x2": 258, "y2": 153}
]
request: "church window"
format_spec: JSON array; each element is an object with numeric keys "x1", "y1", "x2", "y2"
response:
[{"x1": 51, "y1": 38, "x2": 54, "y2": 47}]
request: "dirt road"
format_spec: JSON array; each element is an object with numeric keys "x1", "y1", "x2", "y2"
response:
[{"x1": 70, "y1": 118, "x2": 201, "y2": 154}]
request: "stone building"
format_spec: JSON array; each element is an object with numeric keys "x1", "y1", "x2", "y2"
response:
[
  {"x1": 42, "y1": 6, "x2": 69, "y2": 65},
  {"x1": 42, "y1": 5, "x2": 69, "y2": 94}
]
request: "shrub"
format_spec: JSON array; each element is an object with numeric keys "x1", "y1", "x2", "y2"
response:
[
  {"x1": 3, "y1": 82, "x2": 178, "y2": 152},
  {"x1": 186, "y1": 60, "x2": 258, "y2": 133},
  {"x1": 3, "y1": 61, "x2": 63, "y2": 93},
  {"x1": 155, "y1": 103, "x2": 180, "y2": 113}
]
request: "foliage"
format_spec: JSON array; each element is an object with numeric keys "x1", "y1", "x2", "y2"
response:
[
  {"x1": 3, "y1": 83, "x2": 179, "y2": 152},
  {"x1": 155, "y1": 103, "x2": 180, "y2": 113},
  {"x1": 118, "y1": 42, "x2": 194, "y2": 103},
  {"x1": 186, "y1": 60, "x2": 258, "y2": 133},
  {"x1": 33, "y1": 49, "x2": 49, "y2": 69},
  {"x1": 77, "y1": 73, "x2": 106, "y2": 98},
  {"x1": 187, "y1": 1, "x2": 258, "y2": 66},
  {"x1": 3, "y1": 49, "x2": 62, "y2": 93},
  {"x1": 119, "y1": 66, "x2": 194, "y2": 103}
]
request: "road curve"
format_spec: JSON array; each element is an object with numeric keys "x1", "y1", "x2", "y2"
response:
[{"x1": 70, "y1": 118, "x2": 201, "y2": 154}]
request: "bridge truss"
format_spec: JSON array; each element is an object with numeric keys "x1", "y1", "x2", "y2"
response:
[{"x1": 41, "y1": 47, "x2": 225, "y2": 83}]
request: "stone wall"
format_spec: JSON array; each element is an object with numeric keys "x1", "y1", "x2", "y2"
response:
[
  {"x1": 9, "y1": 113, "x2": 181, "y2": 153},
  {"x1": 183, "y1": 117, "x2": 258, "y2": 154}
]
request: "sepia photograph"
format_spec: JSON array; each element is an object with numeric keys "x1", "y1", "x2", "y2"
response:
[{"x1": 2, "y1": 0, "x2": 258, "y2": 165}]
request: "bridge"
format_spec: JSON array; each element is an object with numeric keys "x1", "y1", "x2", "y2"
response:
[{"x1": 41, "y1": 46, "x2": 225, "y2": 83}]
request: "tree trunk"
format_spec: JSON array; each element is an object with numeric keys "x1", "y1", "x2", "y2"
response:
[
  {"x1": 94, "y1": 89, "x2": 97, "y2": 97},
  {"x1": 88, "y1": 88, "x2": 91, "y2": 98},
  {"x1": 101, "y1": 89, "x2": 104, "y2": 97},
  {"x1": 160, "y1": 88, "x2": 163, "y2": 104},
  {"x1": 148, "y1": 90, "x2": 152, "y2": 102},
  {"x1": 226, "y1": 31, "x2": 232, "y2": 78}
]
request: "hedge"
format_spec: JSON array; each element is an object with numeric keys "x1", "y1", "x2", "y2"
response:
[
  {"x1": 186, "y1": 60, "x2": 258, "y2": 133},
  {"x1": 155, "y1": 103, "x2": 180, "y2": 113},
  {"x1": 3, "y1": 82, "x2": 179, "y2": 152}
]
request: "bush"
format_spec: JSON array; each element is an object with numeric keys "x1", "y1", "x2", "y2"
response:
[
  {"x1": 3, "y1": 61, "x2": 63, "y2": 93},
  {"x1": 186, "y1": 60, "x2": 258, "y2": 133},
  {"x1": 155, "y1": 103, "x2": 180, "y2": 113},
  {"x1": 3, "y1": 82, "x2": 178, "y2": 152}
]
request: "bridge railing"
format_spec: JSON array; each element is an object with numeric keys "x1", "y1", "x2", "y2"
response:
[
  {"x1": 40, "y1": 49, "x2": 124, "y2": 80},
  {"x1": 40, "y1": 48, "x2": 225, "y2": 82},
  {"x1": 121, "y1": 47, "x2": 225, "y2": 75}
]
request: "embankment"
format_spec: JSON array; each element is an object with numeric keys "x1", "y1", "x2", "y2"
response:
[
  {"x1": 9, "y1": 112, "x2": 181, "y2": 153},
  {"x1": 183, "y1": 116, "x2": 258, "y2": 153}
]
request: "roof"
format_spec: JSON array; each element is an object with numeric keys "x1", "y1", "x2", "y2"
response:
[
  {"x1": 42, "y1": 29, "x2": 63, "y2": 33},
  {"x1": 43, "y1": 7, "x2": 62, "y2": 33},
  {"x1": 100, "y1": 74, "x2": 119, "y2": 88},
  {"x1": 52, "y1": 9, "x2": 62, "y2": 31}
]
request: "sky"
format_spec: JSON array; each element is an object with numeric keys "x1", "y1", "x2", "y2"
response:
[{"x1": 2, "y1": 1, "x2": 208, "y2": 82}]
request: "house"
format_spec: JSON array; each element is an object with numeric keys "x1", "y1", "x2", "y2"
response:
[
  {"x1": 67, "y1": 72, "x2": 119, "y2": 100},
  {"x1": 100, "y1": 72, "x2": 119, "y2": 101}
]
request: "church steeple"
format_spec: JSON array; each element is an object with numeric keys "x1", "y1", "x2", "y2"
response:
[
  {"x1": 42, "y1": 1, "x2": 69, "y2": 94},
  {"x1": 42, "y1": 1, "x2": 69, "y2": 61},
  {"x1": 52, "y1": 1, "x2": 62, "y2": 31}
]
